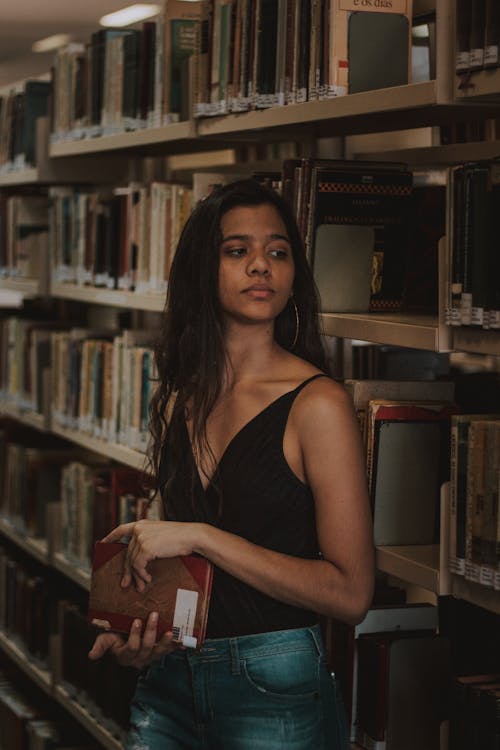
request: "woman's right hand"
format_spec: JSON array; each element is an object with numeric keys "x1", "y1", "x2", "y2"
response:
[{"x1": 88, "y1": 611, "x2": 180, "y2": 670}]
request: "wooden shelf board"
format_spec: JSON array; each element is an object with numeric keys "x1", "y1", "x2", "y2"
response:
[
  {"x1": 0, "y1": 630, "x2": 52, "y2": 694},
  {"x1": 53, "y1": 552, "x2": 91, "y2": 590},
  {"x1": 50, "y1": 424, "x2": 146, "y2": 470},
  {"x1": 451, "y1": 575, "x2": 500, "y2": 615},
  {"x1": 0, "y1": 400, "x2": 49, "y2": 431},
  {"x1": 320, "y1": 312, "x2": 439, "y2": 350},
  {"x1": 376, "y1": 544, "x2": 440, "y2": 593},
  {"x1": 198, "y1": 82, "x2": 500, "y2": 139},
  {"x1": 452, "y1": 328, "x2": 500, "y2": 356},
  {"x1": 455, "y1": 68, "x2": 500, "y2": 100},
  {"x1": 0, "y1": 278, "x2": 41, "y2": 295},
  {"x1": 0, "y1": 168, "x2": 38, "y2": 186},
  {"x1": 51, "y1": 283, "x2": 165, "y2": 312},
  {"x1": 50, "y1": 121, "x2": 196, "y2": 157},
  {"x1": 54, "y1": 684, "x2": 123, "y2": 750},
  {"x1": 355, "y1": 139, "x2": 500, "y2": 167},
  {"x1": 0, "y1": 517, "x2": 49, "y2": 564}
]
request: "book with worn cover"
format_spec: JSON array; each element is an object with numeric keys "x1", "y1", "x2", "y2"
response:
[{"x1": 88, "y1": 541, "x2": 213, "y2": 649}]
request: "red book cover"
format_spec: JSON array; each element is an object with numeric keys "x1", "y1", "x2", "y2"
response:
[{"x1": 88, "y1": 541, "x2": 213, "y2": 649}]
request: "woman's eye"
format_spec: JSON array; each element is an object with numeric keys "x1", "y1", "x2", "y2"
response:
[
  {"x1": 224, "y1": 247, "x2": 246, "y2": 256},
  {"x1": 269, "y1": 248, "x2": 289, "y2": 258}
]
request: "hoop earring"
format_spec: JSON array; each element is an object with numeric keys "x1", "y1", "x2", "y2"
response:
[{"x1": 290, "y1": 297, "x2": 299, "y2": 349}]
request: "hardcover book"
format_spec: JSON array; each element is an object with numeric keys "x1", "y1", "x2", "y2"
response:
[{"x1": 88, "y1": 542, "x2": 213, "y2": 648}]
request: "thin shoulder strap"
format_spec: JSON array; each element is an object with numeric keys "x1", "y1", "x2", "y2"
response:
[{"x1": 294, "y1": 373, "x2": 328, "y2": 396}]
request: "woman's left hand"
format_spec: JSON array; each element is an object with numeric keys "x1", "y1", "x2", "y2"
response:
[{"x1": 102, "y1": 520, "x2": 203, "y2": 592}]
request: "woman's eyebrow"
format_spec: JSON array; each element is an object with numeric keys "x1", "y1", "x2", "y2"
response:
[{"x1": 221, "y1": 233, "x2": 290, "y2": 243}]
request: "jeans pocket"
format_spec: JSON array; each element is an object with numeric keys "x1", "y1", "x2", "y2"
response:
[{"x1": 242, "y1": 647, "x2": 320, "y2": 704}]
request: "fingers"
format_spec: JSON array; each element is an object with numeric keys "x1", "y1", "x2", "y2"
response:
[
  {"x1": 88, "y1": 632, "x2": 125, "y2": 660},
  {"x1": 101, "y1": 522, "x2": 135, "y2": 543}
]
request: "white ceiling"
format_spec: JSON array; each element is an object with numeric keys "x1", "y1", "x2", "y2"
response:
[{"x1": 0, "y1": 0, "x2": 133, "y2": 86}]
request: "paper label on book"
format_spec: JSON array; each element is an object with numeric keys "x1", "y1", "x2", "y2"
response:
[
  {"x1": 339, "y1": 0, "x2": 408, "y2": 13},
  {"x1": 172, "y1": 588, "x2": 198, "y2": 644},
  {"x1": 485, "y1": 45, "x2": 499, "y2": 66},
  {"x1": 479, "y1": 566, "x2": 494, "y2": 588},
  {"x1": 488, "y1": 310, "x2": 500, "y2": 329},
  {"x1": 470, "y1": 307, "x2": 484, "y2": 327},
  {"x1": 470, "y1": 49, "x2": 484, "y2": 68},
  {"x1": 456, "y1": 52, "x2": 471, "y2": 71}
]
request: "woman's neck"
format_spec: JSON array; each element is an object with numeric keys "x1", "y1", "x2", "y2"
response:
[{"x1": 222, "y1": 322, "x2": 282, "y2": 386}]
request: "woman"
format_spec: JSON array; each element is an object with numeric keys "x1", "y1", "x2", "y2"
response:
[{"x1": 89, "y1": 179, "x2": 374, "y2": 749}]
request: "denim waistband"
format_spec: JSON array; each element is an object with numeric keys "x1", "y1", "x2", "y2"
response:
[{"x1": 173, "y1": 624, "x2": 325, "y2": 671}]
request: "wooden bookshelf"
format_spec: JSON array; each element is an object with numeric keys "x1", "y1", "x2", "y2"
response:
[
  {"x1": 0, "y1": 517, "x2": 49, "y2": 565},
  {"x1": 51, "y1": 283, "x2": 165, "y2": 312},
  {"x1": 53, "y1": 552, "x2": 91, "y2": 591},
  {"x1": 50, "y1": 120, "x2": 197, "y2": 157},
  {"x1": 0, "y1": 278, "x2": 42, "y2": 296},
  {"x1": 54, "y1": 685, "x2": 123, "y2": 750},
  {"x1": 455, "y1": 68, "x2": 500, "y2": 101},
  {"x1": 354, "y1": 139, "x2": 500, "y2": 168},
  {"x1": 0, "y1": 630, "x2": 52, "y2": 695},
  {"x1": 450, "y1": 575, "x2": 500, "y2": 616},
  {"x1": 50, "y1": 424, "x2": 146, "y2": 471},
  {"x1": 0, "y1": 399, "x2": 49, "y2": 431},
  {"x1": 376, "y1": 544, "x2": 442, "y2": 595},
  {"x1": 197, "y1": 81, "x2": 500, "y2": 140},
  {"x1": 452, "y1": 328, "x2": 500, "y2": 357},
  {"x1": 0, "y1": 167, "x2": 39, "y2": 186},
  {"x1": 320, "y1": 313, "x2": 449, "y2": 352}
]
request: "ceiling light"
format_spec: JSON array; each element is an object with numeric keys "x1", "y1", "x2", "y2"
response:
[
  {"x1": 32, "y1": 34, "x2": 72, "y2": 53},
  {"x1": 99, "y1": 4, "x2": 161, "y2": 27}
]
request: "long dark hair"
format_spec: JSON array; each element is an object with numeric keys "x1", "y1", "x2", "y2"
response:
[{"x1": 149, "y1": 179, "x2": 327, "y2": 505}]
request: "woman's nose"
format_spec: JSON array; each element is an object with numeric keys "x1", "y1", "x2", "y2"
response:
[{"x1": 247, "y1": 251, "x2": 270, "y2": 275}]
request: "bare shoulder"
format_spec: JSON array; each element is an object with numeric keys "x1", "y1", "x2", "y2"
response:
[{"x1": 292, "y1": 375, "x2": 355, "y2": 431}]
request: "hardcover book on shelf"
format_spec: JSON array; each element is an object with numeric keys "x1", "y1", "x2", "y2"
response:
[
  {"x1": 348, "y1": 11, "x2": 410, "y2": 94},
  {"x1": 329, "y1": 0, "x2": 413, "y2": 95},
  {"x1": 306, "y1": 162, "x2": 413, "y2": 313},
  {"x1": 326, "y1": 603, "x2": 438, "y2": 742},
  {"x1": 88, "y1": 542, "x2": 213, "y2": 649},
  {"x1": 355, "y1": 632, "x2": 450, "y2": 750},
  {"x1": 366, "y1": 400, "x2": 455, "y2": 546},
  {"x1": 484, "y1": 0, "x2": 500, "y2": 67}
]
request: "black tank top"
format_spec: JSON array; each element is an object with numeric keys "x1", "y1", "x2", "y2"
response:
[{"x1": 160, "y1": 373, "x2": 326, "y2": 638}]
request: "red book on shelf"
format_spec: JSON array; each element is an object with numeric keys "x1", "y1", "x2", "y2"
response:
[{"x1": 88, "y1": 541, "x2": 213, "y2": 649}]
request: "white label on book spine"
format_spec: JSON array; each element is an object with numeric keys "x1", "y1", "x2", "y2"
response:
[
  {"x1": 485, "y1": 45, "x2": 499, "y2": 66},
  {"x1": 173, "y1": 588, "x2": 198, "y2": 643},
  {"x1": 456, "y1": 52, "x2": 471, "y2": 71},
  {"x1": 470, "y1": 49, "x2": 484, "y2": 68}
]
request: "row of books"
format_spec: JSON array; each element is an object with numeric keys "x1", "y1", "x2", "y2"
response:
[
  {"x1": 0, "y1": 542, "x2": 135, "y2": 740},
  {"x1": 51, "y1": 327, "x2": 155, "y2": 452},
  {"x1": 49, "y1": 0, "x2": 414, "y2": 141},
  {"x1": 0, "y1": 161, "x2": 447, "y2": 317},
  {"x1": 0, "y1": 317, "x2": 54, "y2": 415},
  {"x1": 325, "y1": 592, "x2": 500, "y2": 750},
  {"x1": 60, "y1": 461, "x2": 153, "y2": 572},
  {"x1": 0, "y1": 668, "x2": 97, "y2": 749},
  {"x1": 456, "y1": 0, "x2": 500, "y2": 74},
  {"x1": 0, "y1": 317, "x2": 156, "y2": 452},
  {"x1": 195, "y1": 0, "x2": 413, "y2": 117},
  {"x1": 50, "y1": 181, "x2": 193, "y2": 293},
  {"x1": 449, "y1": 414, "x2": 500, "y2": 591},
  {"x1": 0, "y1": 553, "x2": 51, "y2": 669},
  {"x1": 451, "y1": 672, "x2": 500, "y2": 750},
  {"x1": 447, "y1": 161, "x2": 500, "y2": 330},
  {"x1": 0, "y1": 433, "x2": 80, "y2": 541},
  {"x1": 345, "y1": 379, "x2": 455, "y2": 547},
  {"x1": 0, "y1": 426, "x2": 153, "y2": 569},
  {"x1": 51, "y1": 2, "x2": 200, "y2": 141},
  {"x1": 325, "y1": 598, "x2": 448, "y2": 750},
  {"x1": 0, "y1": 194, "x2": 49, "y2": 282},
  {"x1": 0, "y1": 80, "x2": 51, "y2": 173}
]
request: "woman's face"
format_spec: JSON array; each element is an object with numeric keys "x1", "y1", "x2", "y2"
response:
[{"x1": 218, "y1": 203, "x2": 295, "y2": 327}]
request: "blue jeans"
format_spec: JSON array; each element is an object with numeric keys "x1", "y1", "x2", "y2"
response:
[{"x1": 125, "y1": 624, "x2": 350, "y2": 750}]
